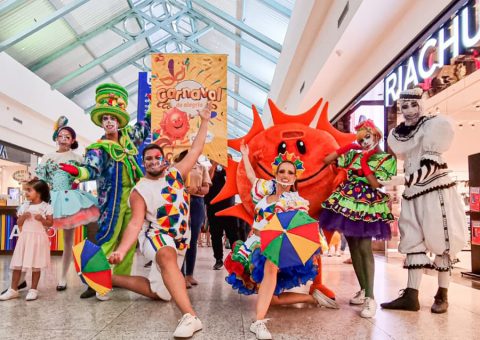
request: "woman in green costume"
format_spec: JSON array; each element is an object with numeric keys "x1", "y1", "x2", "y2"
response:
[{"x1": 320, "y1": 119, "x2": 396, "y2": 318}]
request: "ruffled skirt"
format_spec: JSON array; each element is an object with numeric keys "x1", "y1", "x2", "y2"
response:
[
  {"x1": 10, "y1": 231, "x2": 50, "y2": 271},
  {"x1": 320, "y1": 180, "x2": 393, "y2": 240},
  {"x1": 51, "y1": 190, "x2": 100, "y2": 229},
  {"x1": 224, "y1": 234, "x2": 318, "y2": 296}
]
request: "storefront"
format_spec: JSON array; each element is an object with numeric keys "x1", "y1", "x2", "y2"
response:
[
  {"x1": 332, "y1": 0, "x2": 480, "y2": 262},
  {"x1": 0, "y1": 140, "x2": 86, "y2": 253}
]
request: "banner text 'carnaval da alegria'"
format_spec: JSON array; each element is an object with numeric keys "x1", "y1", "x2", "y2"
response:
[{"x1": 150, "y1": 53, "x2": 227, "y2": 166}]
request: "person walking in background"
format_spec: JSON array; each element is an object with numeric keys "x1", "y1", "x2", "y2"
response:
[
  {"x1": 205, "y1": 158, "x2": 240, "y2": 270},
  {"x1": 176, "y1": 151, "x2": 211, "y2": 287}
]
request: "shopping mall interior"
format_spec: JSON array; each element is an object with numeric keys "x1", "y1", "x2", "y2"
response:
[{"x1": 0, "y1": 0, "x2": 480, "y2": 339}]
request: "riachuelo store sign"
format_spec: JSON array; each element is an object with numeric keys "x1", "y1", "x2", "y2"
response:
[{"x1": 385, "y1": 1, "x2": 480, "y2": 106}]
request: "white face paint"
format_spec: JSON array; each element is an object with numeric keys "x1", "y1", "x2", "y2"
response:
[
  {"x1": 101, "y1": 115, "x2": 119, "y2": 134},
  {"x1": 400, "y1": 100, "x2": 421, "y2": 125},
  {"x1": 358, "y1": 133, "x2": 378, "y2": 151},
  {"x1": 56, "y1": 129, "x2": 74, "y2": 150}
]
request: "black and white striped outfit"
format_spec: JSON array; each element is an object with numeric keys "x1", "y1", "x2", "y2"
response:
[{"x1": 387, "y1": 115, "x2": 467, "y2": 271}]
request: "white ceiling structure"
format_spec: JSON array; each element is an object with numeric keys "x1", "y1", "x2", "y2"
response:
[{"x1": 0, "y1": 0, "x2": 295, "y2": 138}]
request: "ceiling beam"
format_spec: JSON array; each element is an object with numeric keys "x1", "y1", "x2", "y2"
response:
[
  {"x1": 0, "y1": 0, "x2": 28, "y2": 16},
  {"x1": 258, "y1": 0, "x2": 292, "y2": 18},
  {"x1": 28, "y1": 0, "x2": 153, "y2": 71},
  {"x1": 227, "y1": 89, "x2": 263, "y2": 115},
  {"x1": 51, "y1": 8, "x2": 188, "y2": 90},
  {"x1": 0, "y1": 0, "x2": 89, "y2": 53},
  {"x1": 168, "y1": 0, "x2": 278, "y2": 63},
  {"x1": 190, "y1": 0, "x2": 282, "y2": 52},
  {"x1": 132, "y1": 10, "x2": 271, "y2": 92},
  {"x1": 67, "y1": 48, "x2": 150, "y2": 98}
]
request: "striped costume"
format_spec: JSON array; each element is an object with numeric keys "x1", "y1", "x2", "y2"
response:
[{"x1": 387, "y1": 115, "x2": 467, "y2": 271}]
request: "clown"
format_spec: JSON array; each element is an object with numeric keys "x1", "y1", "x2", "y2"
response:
[
  {"x1": 381, "y1": 88, "x2": 467, "y2": 313},
  {"x1": 320, "y1": 119, "x2": 397, "y2": 318},
  {"x1": 60, "y1": 83, "x2": 150, "y2": 299},
  {"x1": 225, "y1": 142, "x2": 336, "y2": 340},
  {"x1": 33, "y1": 116, "x2": 100, "y2": 291}
]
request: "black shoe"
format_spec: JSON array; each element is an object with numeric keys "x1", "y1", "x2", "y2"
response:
[
  {"x1": 213, "y1": 260, "x2": 223, "y2": 270},
  {"x1": 381, "y1": 288, "x2": 420, "y2": 311},
  {"x1": 1, "y1": 281, "x2": 27, "y2": 295},
  {"x1": 431, "y1": 287, "x2": 448, "y2": 313},
  {"x1": 56, "y1": 284, "x2": 67, "y2": 291},
  {"x1": 144, "y1": 260, "x2": 153, "y2": 268},
  {"x1": 80, "y1": 287, "x2": 96, "y2": 299}
]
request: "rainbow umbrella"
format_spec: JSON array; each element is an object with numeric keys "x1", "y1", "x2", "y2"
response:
[
  {"x1": 260, "y1": 210, "x2": 320, "y2": 269},
  {"x1": 72, "y1": 240, "x2": 112, "y2": 296}
]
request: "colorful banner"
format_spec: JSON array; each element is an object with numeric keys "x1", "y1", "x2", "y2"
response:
[
  {"x1": 151, "y1": 53, "x2": 228, "y2": 166},
  {"x1": 1, "y1": 210, "x2": 85, "y2": 251},
  {"x1": 136, "y1": 71, "x2": 152, "y2": 171}
]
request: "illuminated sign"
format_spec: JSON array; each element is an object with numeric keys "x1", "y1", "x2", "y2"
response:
[{"x1": 385, "y1": 3, "x2": 480, "y2": 106}]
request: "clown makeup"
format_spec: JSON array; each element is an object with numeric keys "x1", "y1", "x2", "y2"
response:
[
  {"x1": 56, "y1": 129, "x2": 74, "y2": 151},
  {"x1": 400, "y1": 100, "x2": 421, "y2": 126},
  {"x1": 358, "y1": 132, "x2": 379, "y2": 152},
  {"x1": 101, "y1": 115, "x2": 119, "y2": 134},
  {"x1": 144, "y1": 149, "x2": 167, "y2": 177},
  {"x1": 276, "y1": 162, "x2": 296, "y2": 189}
]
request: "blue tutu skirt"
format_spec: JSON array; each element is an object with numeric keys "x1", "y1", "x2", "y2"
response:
[
  {"x1": 224, "y1": 235, "x2": 318, "y2": 296},
  {"x1": 51, "y1": 190, "x2": 100, "y2": 230}
]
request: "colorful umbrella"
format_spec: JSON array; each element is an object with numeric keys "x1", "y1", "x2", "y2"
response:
[
  {"x1": 260, "y1": 210, "x2": 321, "y2": 269},
  {"x1": 72, "y1": 240, "x2": 112, "y2": 296}
]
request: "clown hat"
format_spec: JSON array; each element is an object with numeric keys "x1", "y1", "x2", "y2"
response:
[{"x1": 90, "y1": 83, "x2": 130, "y2": 128}]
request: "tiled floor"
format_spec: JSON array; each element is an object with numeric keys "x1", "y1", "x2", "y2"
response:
[{"x1": 0, "y1": 248, "x2": 479, "y2": 340}]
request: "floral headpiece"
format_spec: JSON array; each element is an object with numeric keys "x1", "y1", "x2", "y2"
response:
[
  {"x1": 271, "y1": 152, "x2": 305, "y2": 178},
  {"x1": 354, "y1": 119, "x2": 382, "y2": 138},
  {"x1": 52, "y1": 116, "x2": 69, "y2": 141}
]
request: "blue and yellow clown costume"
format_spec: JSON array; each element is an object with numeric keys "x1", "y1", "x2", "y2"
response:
[{"x1": 73, "y1": 83, "x2": 150, "y2": 275}]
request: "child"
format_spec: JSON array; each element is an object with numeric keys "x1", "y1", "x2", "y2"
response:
[{"x1": 0, "y1": 179, "x2": 53, "y2": 301}]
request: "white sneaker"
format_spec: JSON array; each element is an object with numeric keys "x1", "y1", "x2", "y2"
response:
[
  {"x1": 25, "y1": 289, "x2": 38, "y2": 301},
  {"x1": 360, "y1": 297, "x2": 377, "y2": 318},
  {"x1": 250, "y1": 319, "x2": 272, "y2": 340},
  {"x1": 312, "y1": 289, "x2": 339, "y2": 309},
  {"x1": 349, "y1": 289, "x2": 366, "y2": 305},
  {"x1": 96, "y1": 292, "x2": 110, "y2": 301},
  {"x1": 173, "y1": 313, "x2": 202, "y2": 338},
  {"x1": 0, "y1": 288, "x2": 19, "y2": 301}
]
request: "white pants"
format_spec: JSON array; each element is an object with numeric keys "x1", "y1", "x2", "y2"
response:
[
  {"x1": 138, "y1": 228, "x2": 186, "y2": 301},
  {"x1": 398, "y1": 187, "x2": 467, "y2": 271}
]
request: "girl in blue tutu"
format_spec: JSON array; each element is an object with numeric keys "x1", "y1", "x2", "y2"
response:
[
  {"x1": 225, "y1": 142, "x2": 335, "y2": 340},
  {"x1": 35, "y1": 117, "x2": 100, "y2": 291}
]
